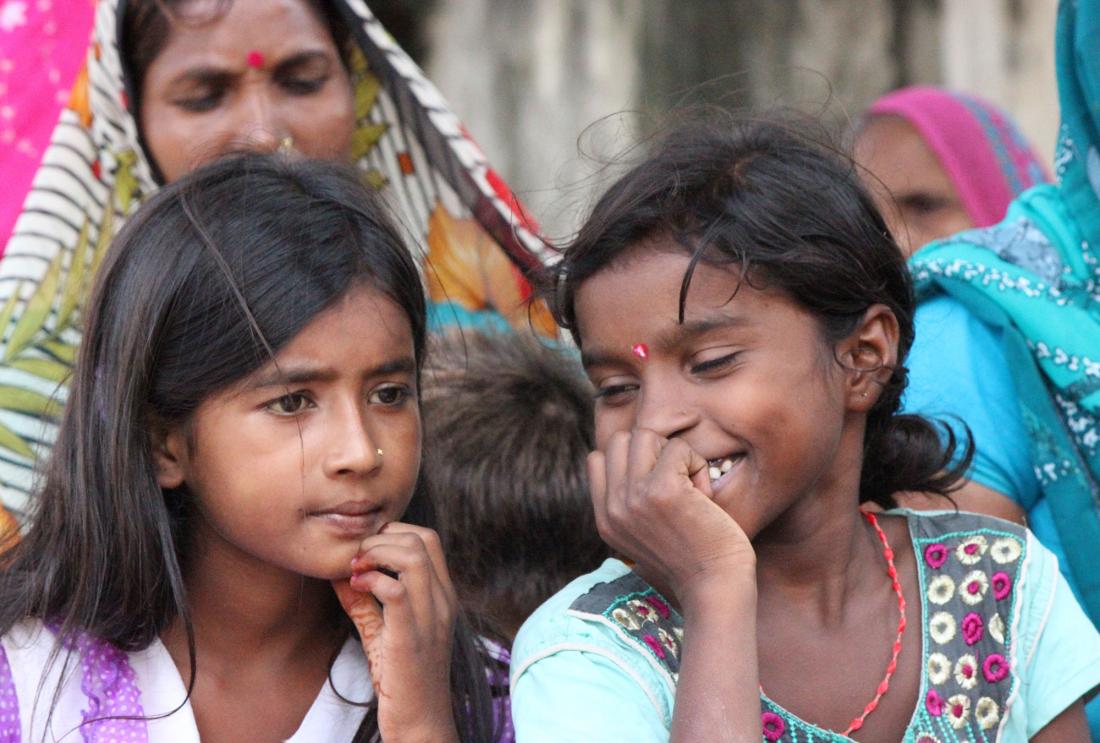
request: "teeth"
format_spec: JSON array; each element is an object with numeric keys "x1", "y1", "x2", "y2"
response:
[
  {"x1": 708, "y1": 466, "x2": 721, "y2": 481},
  {"x1": 707, "y1": 457, "x2": 738, "y2": 482},
  {"x1": 720, "y1": 459, "x2": 733, "y2": 474}
]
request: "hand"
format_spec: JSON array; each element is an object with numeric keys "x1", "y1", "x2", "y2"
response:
[
  {"x1": 332, "y1": 523, "x2": 459, "y2": 743},
  {"x1": 589, "y1": 428, "x2": 756, "y2": 612}
]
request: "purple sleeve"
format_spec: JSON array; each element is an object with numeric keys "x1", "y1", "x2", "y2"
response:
[{"x1": 0, "y1": 642, "x2": 20, "y2": 743}]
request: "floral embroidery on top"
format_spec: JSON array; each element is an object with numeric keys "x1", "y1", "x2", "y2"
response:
[
  {"x1": 955, "y1": 535, "x2": 988, "y2": 565},
  {"x1": 927, "y1": 574, "x2": 955, "y2": 605},
  {"x1": 567, "y1": 511, "x2": 1029, "y2": 743}
]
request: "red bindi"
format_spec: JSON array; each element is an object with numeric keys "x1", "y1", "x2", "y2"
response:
[
  {"x1": 246, "y1": 50, "x2": 265, "y2": 69},
  {"x1": 631, "y1": 343, "x2": 649, "y2": 360}
]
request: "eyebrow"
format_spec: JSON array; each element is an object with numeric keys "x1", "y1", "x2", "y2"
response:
[
  {"x1": 244, "y1": 356, "x2": 417, "y2": 391},
  {"x1": 580, "y1": 315, "x2": 749, "y2": 369},
  {"x1": 168, "y1": 50, "x2": 332, "y2": 88}
]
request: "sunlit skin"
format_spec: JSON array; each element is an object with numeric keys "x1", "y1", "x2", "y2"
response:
[
  {"x1": 140, "y1": 0, "x2": 355, "y2": 182},
  {"x1": 155, "y1": 287, "x2": 459, "y2": 743},
  {"x1": 573, "y1": 244, "x2": 1087, "y2": 741},
  {"x1": 854, "y1": 116, "x2": 972, "y2": 257},
  {"x1": 575, "y1": 245, "x2": 926, "y2": 740}
]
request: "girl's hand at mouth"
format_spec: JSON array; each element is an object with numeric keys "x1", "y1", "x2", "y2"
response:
[
  {"x1": 589, "y1": 428, "x2": 757, "y2": 613},
  {"x1": 332, "y1": 523, "x2": 460, "y2": 743}
]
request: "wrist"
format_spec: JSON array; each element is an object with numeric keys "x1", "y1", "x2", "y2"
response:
[{"x1": 678, "y1": 562, "x2": 757, "y2": 619}]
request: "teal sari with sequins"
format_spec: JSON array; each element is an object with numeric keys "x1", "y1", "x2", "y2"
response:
[{"x1": 909, "y1": 0, "x2": 1100, "y2": 628}]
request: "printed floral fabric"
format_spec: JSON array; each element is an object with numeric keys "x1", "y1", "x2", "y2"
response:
[
  {"x1": 0, "y1": 0, "x2": 556, "y2": 521},
  {"x1": 908, "y1": 0, "x2": 1100, "y2": 627},
  {"x1": 566, "y1": 513, "x2": 1030, "y2": 742}
]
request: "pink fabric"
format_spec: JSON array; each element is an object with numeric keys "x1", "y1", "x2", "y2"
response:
[
  {"x1": 0, "y1": 0, "x2": 96, "y2": 254},
  {"x1": 867, "y1": 86, "x2": 1050, "y2": 228}
]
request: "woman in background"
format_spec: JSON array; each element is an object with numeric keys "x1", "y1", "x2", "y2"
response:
[{"x1": 854, "y1": 85, "x2": 1048, "y2": 256}]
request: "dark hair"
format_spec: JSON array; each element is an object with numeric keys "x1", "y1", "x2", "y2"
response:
[
  {"x1": 0, "y1": 154, "x2": 492, "y2": 742},
  {"x1": 551, "y1": 113, "x2": 970, "y2": 509},
  {"x1": 421, "y1": 331, "x2": 608, "y2": 642}
]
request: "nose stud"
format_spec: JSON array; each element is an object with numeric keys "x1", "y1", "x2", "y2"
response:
[
  {"x1": 376, "y1": 448, "x2": 384, "y2": 460},
  {"x1": 278, "y1": 136, "x2": 294, "y2": 154}
]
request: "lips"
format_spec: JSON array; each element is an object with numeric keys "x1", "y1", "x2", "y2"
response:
[{"x1": 309, "y1": 501, "x2": 384, "y2": 536}]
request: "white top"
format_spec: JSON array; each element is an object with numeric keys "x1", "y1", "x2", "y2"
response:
[{"x1": 1, "y1": 619, "x2": 373, "y2": 742}]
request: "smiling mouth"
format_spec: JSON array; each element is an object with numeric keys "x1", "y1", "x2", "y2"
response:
[{"x1": 706, "y1": 455, "x2": 743, "y2": 492}]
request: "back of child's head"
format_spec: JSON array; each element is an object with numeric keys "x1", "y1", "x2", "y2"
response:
[
  {"x1": 421, "y1": 331, "x2": 608, "y2": 641},
  {"x1": 0, "y1": 154, "x2": 425, "y2": 648},
  {"x1": 552, "y1": 112, "x2": 968, "y2": 509}
]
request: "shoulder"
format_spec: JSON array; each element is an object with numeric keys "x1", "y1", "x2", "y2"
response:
[{"x1": 510, "y1": 559, "x2": 681, "y2": 736}]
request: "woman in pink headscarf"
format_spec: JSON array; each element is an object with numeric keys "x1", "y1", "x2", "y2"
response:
[{"x1": 854, "y1": 85, "x2": 1050, "y2": 256}]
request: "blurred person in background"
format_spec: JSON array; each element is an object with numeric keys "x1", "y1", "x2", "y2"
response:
[
  {"x1": 855, "y1": 85, "x2": 1049, "y2": 256},
  {"x1": 421, "y1": 330, "x2": 610, "y2": 743},
  {"x1": 0, "y1": 0, "x2": 553, "y2": 527},
  {"x1": 901, "y1": 4, "x2": 1100, "y2": 737}
]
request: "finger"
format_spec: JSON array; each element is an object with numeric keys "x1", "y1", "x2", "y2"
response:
[
  {"x1": 351, "y1": 539, "x2": 436, "y2": 625},
  {"x1": 625, "y1": 428, "x2": 667, "y2": 488},
  {"x1": 602, "y1": 430, "x2": 631, "y2": 495},
  {"x1": 660, "y1": 438, "x2": 713, "y2": 498},
  {"x1": 588, "y1": 450, "x2": 608, "y2": 523},
  {"x1": 377, "y1": 523, "x2": 457, "y2": 608}
]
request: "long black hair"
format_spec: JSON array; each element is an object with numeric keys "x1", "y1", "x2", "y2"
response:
[
  {"x1": 551, "y1": 112, "x2": 970, "y2": 509},
  {"x1": 0, "y1": 154, "x2": 492, "y2": 742}
]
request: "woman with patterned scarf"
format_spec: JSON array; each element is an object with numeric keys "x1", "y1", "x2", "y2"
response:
[
  {"x1": 0, "y1": 0, "x2": 555, "y2": 525},
  {"x1": 904, "y1": 1, "x2": 1100, "y2": 736}
]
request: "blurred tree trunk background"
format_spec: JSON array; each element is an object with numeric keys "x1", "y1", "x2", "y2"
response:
[{"x1": 372, "y1": 0, "x2": 1057, "y2": 237}]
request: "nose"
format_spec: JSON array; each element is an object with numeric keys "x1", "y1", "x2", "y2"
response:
[
  {"x1": 634, "y1": 382, "x2": 698, "y2": 440},
  {"x1": 235, "y1": 87, "x2": 282, "y2": 154},
  {"x1": 322, "y1": 400, "x2": 382, "y2": 479}
]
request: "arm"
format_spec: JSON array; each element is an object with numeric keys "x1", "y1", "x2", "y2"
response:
[
  {"x1": 1031, "y1": 701, "x2": 1090, "y2": 742},
  {"x1": 672, "y1": 573, "x2": 760, "y2": 743},
  {"x1": 590, "y1": 431, "x2": 761, "y2": 741}
]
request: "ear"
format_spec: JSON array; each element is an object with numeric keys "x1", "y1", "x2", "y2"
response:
[
  {"x1": 837, "y1": 304, "x2": 900, "y2": 411},
  {"x1": 150, "y1": 424, "x2": 188, "y2": 490}
]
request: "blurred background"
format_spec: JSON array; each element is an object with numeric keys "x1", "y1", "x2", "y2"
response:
[{"x1": 373, "y1": 0, "x2": 1058, "y2": 237}]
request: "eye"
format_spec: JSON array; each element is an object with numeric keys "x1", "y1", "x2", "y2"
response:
[
  {"x1": 690, "y1": 352, "x2": 740, "y2": 375},
  {"x1": 173, "y1": 88, "x2": 224, "y2": 113},
  {"x1": 281, "y1": 76, "x2": 329, "y2": 95},
  {"x1": 900, "y1": 194, "x2": 949, "y2": 216},
  {"x1": 369, "y1": 384, "x2": 412, "y2": 406},
  {"x1": 594, "y1": 383, "x2": 638, "y2": 406},
  {"x1": 265, "y1": 392, "x2": 314, "y2": 416}
]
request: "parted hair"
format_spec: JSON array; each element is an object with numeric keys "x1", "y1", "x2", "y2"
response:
[
  {"x1": 421, "y1": 331, "x2": 609, "y2": 641},
  {"x1": 0, "y1": 154, "x2": 492, "y2": 743},
  {"x1": 549, "y1": 112, "x2": 971, "y2": 509}
]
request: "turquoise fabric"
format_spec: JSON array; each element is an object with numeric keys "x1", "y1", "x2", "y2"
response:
[
  {"x1": 908, "y1": 0, "x2": 1100, "y2": 630},
  {"x1": 510, "y1": 513, "x2": 1100, "y2": 741}
]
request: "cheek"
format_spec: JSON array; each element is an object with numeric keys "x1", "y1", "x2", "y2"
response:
[
  {"x1": 594, "y1": 405, "x2": 631, "y2": 450},
  {"x1": 291, "y1": 86, "x2": 355, "y2": 159}
]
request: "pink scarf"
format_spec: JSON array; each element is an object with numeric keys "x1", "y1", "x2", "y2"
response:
[
  {"x1": 867, "y1": 86, "x2": 1050, "y2": 228},
  {"x1": 0, "y1": 0, "x2": 95, "y2": 253}
]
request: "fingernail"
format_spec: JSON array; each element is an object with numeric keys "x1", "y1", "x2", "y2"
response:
[{"x1": 350, "y1": 572, "x2": 368, "y2": 589}]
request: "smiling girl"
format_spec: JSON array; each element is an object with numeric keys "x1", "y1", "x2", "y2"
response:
[
  {"x1": 0, "y1": 155, "x2": 492, "y2": 742},
  {"x1": 509, "y1": 117, "x2": 1100, "y2": 742}
]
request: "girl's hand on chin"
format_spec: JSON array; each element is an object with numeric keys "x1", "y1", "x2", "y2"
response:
[
  {"x1": 332, "y1": 523, "x2": 460, "y2": 743},
  {"x1": 590, "y1": 428, "x2": 757, "y2": 612}
]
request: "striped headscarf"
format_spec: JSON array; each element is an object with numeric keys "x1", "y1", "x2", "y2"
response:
[{"x1": 0, "y1": 0, "x2": 556, "y2": 518}]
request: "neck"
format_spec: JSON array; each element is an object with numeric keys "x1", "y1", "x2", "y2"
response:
[
  {"x1": 163, "y1": 521, "x2": 342, "y2": 679},
  {"x1": 753, "y1": 423, "x2": 886, "y2": 626}
]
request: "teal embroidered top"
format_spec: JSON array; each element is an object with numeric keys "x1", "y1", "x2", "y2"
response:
[{"x1": 510, "y1": 511, "x2": 1100, "y2": 742}]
